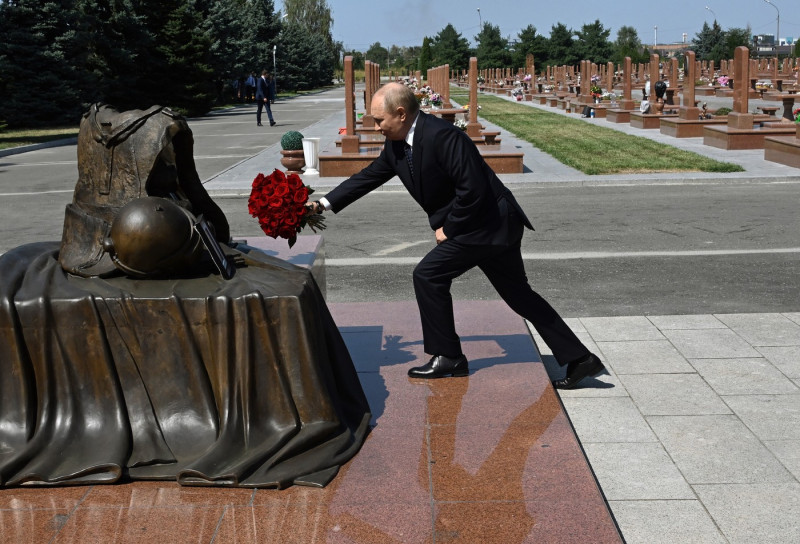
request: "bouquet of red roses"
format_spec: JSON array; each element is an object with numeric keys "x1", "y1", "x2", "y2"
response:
[{"x1": 248, "y1": 169, "x2": 325, "y2": 248}]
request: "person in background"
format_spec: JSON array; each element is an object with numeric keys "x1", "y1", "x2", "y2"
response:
[
  {"x1": 245, "y1": 72, "x2": 257, "y2": 102},
  {"x1": 255, "y1": 70, "x2": 276, "y2": 127}
]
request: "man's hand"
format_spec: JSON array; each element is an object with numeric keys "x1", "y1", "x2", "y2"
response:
[
  {"x1": 306, "y1": 201, "x2": 323, "y2": 215},
  {"x1": 435, "y1": 227, "x2": 447, "y2": 244}
]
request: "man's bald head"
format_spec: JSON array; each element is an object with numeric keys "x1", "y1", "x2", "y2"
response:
[
  {"x1": 370, "y1": 82, "x2": 419, "y2": 141},
  {"x1": 373, "y1": 82, "x2": 420, "y2": 118}
]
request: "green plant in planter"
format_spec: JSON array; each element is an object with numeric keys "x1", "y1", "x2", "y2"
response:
[
  {"x1": 280, "y1": 130, "x2": 304, "y2": 150},
  {"x1": 713, "y1": 107, "x2": 732, "y2": 117}
]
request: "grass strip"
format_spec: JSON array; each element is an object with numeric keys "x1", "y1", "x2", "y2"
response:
[
  {"x1": 0, "y1": 127, "x2": 79, "y2": 151},
  {"x1": 451, "y1": 90, "x2": 744, "y2": 175}
]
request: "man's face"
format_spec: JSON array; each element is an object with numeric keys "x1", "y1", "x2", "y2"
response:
[{"x1": 371, "y1": 95, "x2": 408, "y2": 141}]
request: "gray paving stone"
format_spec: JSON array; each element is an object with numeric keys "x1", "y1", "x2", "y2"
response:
[
  {"x1": 580, "y1": 316, "x2": 665, "y2": 342},
  {"x1": 694, "y1": 482, "x2": 800, "y2": 544},
  {"x1": 648, "y1": 415, "x2": 793, "y2": 484},
  {"x1": 716, "y1": 313, "x2": 800, "y2": 347},
  {"x1": 647, "y1": 314, "x2": 727, "y2": 330},
  {"x1": 723, "y1": 394, "x2": 800, "y2": 441},
  {"x1": 756, "y1": 346, "x2": 800, "y2": 379},
  {"x1": 689, "y1": 357, "x2": 800, "y2": 395},
  {"x1": 597, "y1": 340, "x2": 694, "y2": 375},
  {"x1": 785, "y1": 313, "x2": 800, "y2": 326},
  {"x1": 661, "y1": 328, "x2": 761, "y2": 359},
  {"x1": 530, "y1": 328, "x2": 628, "y2": 397},
  {"x1": 764, "y1": 440, "x2": 800, "y2": 481},
  {"x1": 560, "y1": 397, "x2": 657, "y2": 443},
  {"x1": 620, "y1": 374, "x2": 731, "y2": 416},
  {"x1": 583, "y1": 442, "x2": 694, "y2": 500},
  {"x1": 608, "y1": 500, "x2": 727, "y2": 544}
]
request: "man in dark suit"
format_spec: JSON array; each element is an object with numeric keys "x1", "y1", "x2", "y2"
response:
[
  {"x1": 310, "y1": 83, "x2": 604, "y2": 389},
  {"x1": 255, "y1": 70, "x2": 276, "y2": 127}
]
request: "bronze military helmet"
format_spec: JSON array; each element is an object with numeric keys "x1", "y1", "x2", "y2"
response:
[{"x1": 103, "y1": 197, "x2": 204, "y2": 278}]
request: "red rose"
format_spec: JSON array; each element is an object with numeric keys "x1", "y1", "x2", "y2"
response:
[
  {"x1": 273, "y1": 183, "x2": 290, "y2": 197},
  {"x1": 293, "y1": 186, "x2": 309, "y2": 203},
  {"x1": 278, "y1": 224, "x2": 297, "y2": 239},
  {"x1": 287, "y1": 174, "x2": 303, "y2": 190}
]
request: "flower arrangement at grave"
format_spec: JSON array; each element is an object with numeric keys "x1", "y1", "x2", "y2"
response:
[
  {"x1": 248, "y1": 169, "x2": 325, "y2": 248},
  {"x1": 589, "y1": 85, "x2": 603, "y2": 98},
  {"x1": 511, "y1": 87, "x2": 524, "y2": 101},
  {"x1": 793, "y1": 107, "x2": 800, "y2": 124},
  {"x1": 543, "y1": 84, "x2": 555, "y2": 93},
  {"x1": 430, "y1": 93, "x2": 443, "y2": 107},
  {"x1": 755, "y1": 80, "x2": 773, "y2": 90},
  {"x1": 454, "y1": 118, "x2": 468, "y2": 131},
  {"x1": 603, "y1": 92, "x2": 618, "y2": 103},
  {"x1": 717, "y1": 75, "x2": 730, "y2": 87}
]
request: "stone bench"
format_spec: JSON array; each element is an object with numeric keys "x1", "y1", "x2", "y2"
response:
[
  {"x1": 758, "y1": 106, "x2": 780, "y2": 116},
  {"x1": 480, "y1": 131, "x2": 500, "y2": 145}
]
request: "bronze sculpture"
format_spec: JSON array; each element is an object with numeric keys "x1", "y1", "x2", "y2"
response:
[{"x1": 0, "y1": 105, "x2": 370, "y2": 488}]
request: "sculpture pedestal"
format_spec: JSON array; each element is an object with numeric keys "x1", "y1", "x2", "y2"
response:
[{"x1": 0, "y1": 241, "x2": 369, "y2": 489}]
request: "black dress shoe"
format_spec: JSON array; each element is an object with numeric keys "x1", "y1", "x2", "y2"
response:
[
  {"x1": 270, "y1": 120, "x2": 276, "y2": 126},
  {"x1": 408, "y1": 354, "x2": 469, "y2": 379},
  {"x1": 552, "y1": 354, "x2": 605, "y2": 390},
  {"x1": 257, "y1": 122, "x2": 263, "y2": 126}
]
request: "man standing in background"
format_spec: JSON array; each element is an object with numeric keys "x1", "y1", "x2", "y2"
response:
[{"x1": 255, "y1": 70, "x2": 276, "y2": 127}]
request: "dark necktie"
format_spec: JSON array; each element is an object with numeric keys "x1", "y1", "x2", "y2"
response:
[{"x1": 404, "y1": 143, "x2": 414, "y2": 177}]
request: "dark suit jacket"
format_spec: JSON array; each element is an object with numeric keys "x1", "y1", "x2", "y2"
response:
[
  {"x1": 325, "y1": 112, "x2": 533, "y2": 246},
  {"x1": 255, "y1": 77, "x2": 275, "y2": 101}
]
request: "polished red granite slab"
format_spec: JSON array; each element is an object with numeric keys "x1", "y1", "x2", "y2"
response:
[{"x1": 0, "y1": 300, "x2": 620, "y2": 543}]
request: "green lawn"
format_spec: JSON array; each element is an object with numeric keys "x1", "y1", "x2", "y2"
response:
[
  {"x1": 0, "y1": 127, "x2": 79, "y2": 151},
  {"x1": 451, "y1": 90, "x2": 744, "y2": 175}
]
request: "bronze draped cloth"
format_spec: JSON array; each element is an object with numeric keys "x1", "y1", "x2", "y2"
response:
[{"x1": 0, "y1": 242, "x2": 371, "y2": 488}]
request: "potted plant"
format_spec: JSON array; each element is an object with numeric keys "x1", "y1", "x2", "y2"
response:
[{"x1": 279, "y1": 130, "x2": 306, "y2": 173}]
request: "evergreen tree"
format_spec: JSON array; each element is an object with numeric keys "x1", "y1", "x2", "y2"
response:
[
  {"x1": 547, "y1": 23, "x2": 579, "y2": 67},
  {"x1": 723, "y1": 27, "x2": 753, "y2": 60},
  {"x1": 202, "y1": 0, "x2": 250, "y2": 103},
  {"x1": 475, "y1": 23, "x2": 511, "y2": 69},
  {"x1": 365, "y1": 42, "x2": 389, "y2": 65},
  {"x1": 343, "y1": 50, "x2": 365, "y2": 70},
  {"x1": 575, "y1": 20, "x2": 613, "y2": 64},
  {"x1": 418, "y1": 37, "x2": 433, "y2": 76},
  {"x1": 692, "y1": 21, "x2": 725, "y2": 62},
  {"x1": 277, "y1": 22, "x2": 332, "y2": 90},
  {"x1": 430, "y1": 24, "x2": 471, "y2": 71},
  {"x1": 245, "y1": 0, "x2": 282, "y2": 76},
  {"x1": 513, "y1": 25, "x2": 549, "y2": 71},
  {"x1": 0, "y1": 0, "x2": 94, "y2": 127},
  {"x1": 78, "y1": 0, "x2": 155, "y2": 111},
  {"x1": 613, "y1": 25, "x2": 646, "y2": 64}
]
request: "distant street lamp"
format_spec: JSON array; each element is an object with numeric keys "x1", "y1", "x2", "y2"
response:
[
  {"x1": 654, "y1": 25, "x2": 657, "y2": 49},
  {"x1": 763, "y1": 0, "x2": 780, "y2": 54},
  {"x1": 705, "y1": 6, "x2": 716, "y2": 22},
  {"x1": 477, "y1": 8, "x2": 481, "y2": 28}
]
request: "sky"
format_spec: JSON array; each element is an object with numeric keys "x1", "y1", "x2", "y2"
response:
[{"x1": 279, "y1": 0, "x2": 800, "y2": 52}]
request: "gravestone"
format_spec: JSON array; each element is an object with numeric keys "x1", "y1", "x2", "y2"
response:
[
  {"x1": 729, "y1": 46, "x2": 754, "y2": 130},
  {"x1": 341, "y1": 56, "x2": 360, "y2": 153},
  {"x1": 679, "y1": 50, "x2": 700, "y2": 120}
]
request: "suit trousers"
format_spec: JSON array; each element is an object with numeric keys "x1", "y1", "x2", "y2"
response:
[
  {"x1": 412, "y1": 231, "x2": 590, "y2": 366},
  {"x1": 256, "y1": 100, "x2": 274, "y2": 124}
]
